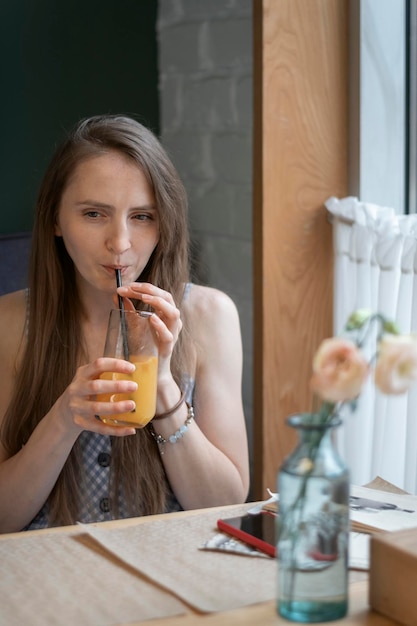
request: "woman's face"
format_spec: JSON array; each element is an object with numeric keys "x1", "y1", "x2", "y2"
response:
[{"x1": 55, "y1": 151, "x2": 159, "y2": 298}]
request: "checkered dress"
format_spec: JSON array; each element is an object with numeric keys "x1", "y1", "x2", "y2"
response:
[
  {"x1": 26, "y1": 433, "x2": 123, "y2": 529},
  {"x1": 25, "y1": 375, "x2": 195, "y2": 530}
]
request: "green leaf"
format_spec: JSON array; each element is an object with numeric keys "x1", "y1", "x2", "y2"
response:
[
  {"x1": 345, "y1": 309, "x2": 373, "y2": 331},
  {"x1": 381, "y1": 320, "x2": 400, "y2": 335}
]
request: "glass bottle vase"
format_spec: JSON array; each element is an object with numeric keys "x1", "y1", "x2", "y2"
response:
[{"x1": 277, "y1": 414, "x2": 349, "y2": 623}]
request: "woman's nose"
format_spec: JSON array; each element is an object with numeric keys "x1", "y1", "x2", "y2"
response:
[{"x1": 106, "y1": 222, "x2": 132, "y2": 255}]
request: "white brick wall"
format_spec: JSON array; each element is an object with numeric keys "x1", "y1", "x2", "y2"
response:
[{"x1": 157, "y1": 0, "x2": 254, "y2": 475}]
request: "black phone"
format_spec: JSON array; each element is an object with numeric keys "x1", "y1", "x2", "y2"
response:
[{"x1": 217, "y1": 511, "x2": 277, "y2": 557}]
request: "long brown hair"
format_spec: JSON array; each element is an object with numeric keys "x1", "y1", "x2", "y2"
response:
[{"x1": 1, "y1": 115, "x2": 191, "y2": 524}]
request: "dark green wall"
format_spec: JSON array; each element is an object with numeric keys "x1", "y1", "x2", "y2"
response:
[{"x1": 0, "y1": 0, "x2": 159, "y2": 235}]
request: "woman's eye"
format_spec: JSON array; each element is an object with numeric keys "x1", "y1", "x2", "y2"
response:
[
  {"x1": 85, "y1": 211, "x2": 101, "y2": 218},
  {"x1": 133, "y1": 213, "x2": 152, "y2": 221}
]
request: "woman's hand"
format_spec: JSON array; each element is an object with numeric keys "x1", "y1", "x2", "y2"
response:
[
  {"x1": 54, "y1": 357, "x2": 138, "y2": 437},
  {"x1": 117, "y1": 282, "x2": 183, "y2": 384}
]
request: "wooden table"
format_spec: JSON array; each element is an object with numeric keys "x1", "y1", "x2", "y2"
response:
[
  {"x1": 138, "y1": 581, "x2": 396, "y2": 625},
  {"x1": 0, "y1": 503, "x2": 398, "y2": 626}
]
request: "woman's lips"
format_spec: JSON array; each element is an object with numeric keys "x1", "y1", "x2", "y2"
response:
[{"x1": 103, "y1": 265, "x2": 129, "y2": 276}]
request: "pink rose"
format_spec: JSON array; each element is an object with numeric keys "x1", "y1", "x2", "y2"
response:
[
  {"x1": 310, "y1": 338, "x2": 369, "y2": 402},
  {"x1": 374, "y1": 334, "x2": 417, "y2": 394}
]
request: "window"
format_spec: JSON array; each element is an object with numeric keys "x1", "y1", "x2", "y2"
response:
[
  {"x1": 349, "y1": 0, "x2": 406, "y2": 214},
  {"x1": 407, "y1": 0, "x2": 417, "y2": 212}
]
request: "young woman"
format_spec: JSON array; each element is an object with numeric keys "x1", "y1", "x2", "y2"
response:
[{"x1": 0, "y1": 114, "x2": 249, "y2": 532}]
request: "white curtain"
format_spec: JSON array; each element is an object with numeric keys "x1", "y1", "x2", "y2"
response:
[{"x1": 325, "y1": 196, "x2": 417, "y2": 493}]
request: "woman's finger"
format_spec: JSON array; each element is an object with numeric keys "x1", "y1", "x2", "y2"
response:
[
  {"x1": 73, "y1": 414, "x2": 136, "y2": 437},
  {"x1": 118, "y1": 283, "x2": 175, "y2": 306}
]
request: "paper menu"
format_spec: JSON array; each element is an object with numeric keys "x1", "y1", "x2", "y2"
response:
[
  {"x1": 263, "y1": 480, "x2": 417, "y2": 535},
  {"x1": 261, "y1": 478, "x2": 417, "y2": 570},
  {"x1": 349, "y1": 484, "x2": 417, "y2": 534},
  {"x1": 349, "y1": 482, "x2": 417, "y2": 570}
]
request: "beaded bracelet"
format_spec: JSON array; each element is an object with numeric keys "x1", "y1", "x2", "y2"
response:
[
  {"x1": 153, "y1": 390, "x2": 186, "y2": 420},
  {"x1": 150, "y1": 403, "x2": 194, "y2": 455}
]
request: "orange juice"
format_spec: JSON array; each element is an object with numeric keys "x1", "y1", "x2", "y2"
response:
[{"x1": 98, "y1": 355, "x2": 158, "y2": 427}]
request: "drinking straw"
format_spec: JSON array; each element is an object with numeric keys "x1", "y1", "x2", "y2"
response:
[{"x1": 115, "y1": 269, "x2": 129, "y2": 360}]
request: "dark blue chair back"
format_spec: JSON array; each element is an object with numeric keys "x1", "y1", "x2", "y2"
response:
[{"x1": 0, "y1": 232, "x2": 32, "y2": 296}]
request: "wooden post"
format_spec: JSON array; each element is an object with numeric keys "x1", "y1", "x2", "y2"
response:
[{"x1": 253, "y1": 0, "x2": 349, "y2": 498}]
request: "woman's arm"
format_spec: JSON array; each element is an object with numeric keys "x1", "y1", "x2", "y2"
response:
[
  {"x1": 0, "y1": 293, "x2": 141, "y2": 533},
  {"x1": 120, "y1": 282, "x2": 250, "y2": 509}
]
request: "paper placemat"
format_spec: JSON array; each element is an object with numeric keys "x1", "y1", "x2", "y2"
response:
[
  {"x1": 0, "y1": 530, "x2": 186, "y2": 626},
  {"x1": 83, "y1": 505, "x2": 277, "y2": 613}
]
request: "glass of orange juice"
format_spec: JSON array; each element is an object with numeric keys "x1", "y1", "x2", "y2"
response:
[{"x1": 97, "y1": 309, "x2": 158, "y2": 428}]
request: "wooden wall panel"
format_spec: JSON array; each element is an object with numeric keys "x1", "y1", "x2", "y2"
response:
[{"x1": 253, "y1": 0, "x2": 349, "y2": 498}]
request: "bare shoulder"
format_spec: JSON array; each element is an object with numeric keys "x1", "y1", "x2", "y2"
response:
[
  {"x1": 0, "y1": 290, "x2": 27, "y2": 434},
  {"x1": 0, "y1": 289, "x2": 27, "y2": 328},
  {"x1": 0, "y1": 290, "x2": 27, "y2": 364},
  {"x1": 182, "y1": 284, "x2": 241, "y2": 356},
  {"x1": 183, "y1": 284, "x2": 240, "y2": 325}
]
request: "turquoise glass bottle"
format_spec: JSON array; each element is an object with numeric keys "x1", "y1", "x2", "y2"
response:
[{"x1": 277, "y1": 414, "x2": 349, "y2": 622}]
